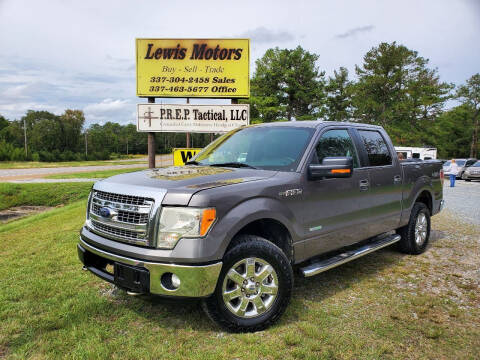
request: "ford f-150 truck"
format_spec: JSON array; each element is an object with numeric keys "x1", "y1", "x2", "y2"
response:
[{"x1": 78, "y1": 121, "x2": 444, "y2": 332}]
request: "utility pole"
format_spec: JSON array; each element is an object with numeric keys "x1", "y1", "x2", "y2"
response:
[
  {"x1": 126, "y1": 136, "x2": 129, "y2": 155},
  {"x1": 85, "y1": 130, "x2": 88, "y2": 158},
  {"x1": 23, "y1": 118, "x2": 27, "y2": 157},
  {"x1": 147, "y1": 97, "x2": 156, "y2": 168},
  {"x1": 186, "y1": 98, "x2": 191, "y2": 148}
]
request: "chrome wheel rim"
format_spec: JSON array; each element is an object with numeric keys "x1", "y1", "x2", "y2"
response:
[
  {"x1": 415, "y1": 212, "x2": 428, "y2": 245},
  {"x1": 222, "y1": 257, "x2": 279, "y2": 318}
]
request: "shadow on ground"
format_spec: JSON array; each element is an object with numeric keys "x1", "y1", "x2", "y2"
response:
[{"x1": 112, "y1": 230, "x2": 447, "y2": 331}]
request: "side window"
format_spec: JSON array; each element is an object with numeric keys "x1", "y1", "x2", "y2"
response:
[
  {"x1": 358, "y1": 130, "x2": 392, "y2": 166},
  {"x1": 314, "y1": 129, "x2": 359, "y2": 168}
]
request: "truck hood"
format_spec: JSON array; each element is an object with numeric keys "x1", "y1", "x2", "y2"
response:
[{"x1": 94, "y1": 166, "x2": 278, "y2": 205}]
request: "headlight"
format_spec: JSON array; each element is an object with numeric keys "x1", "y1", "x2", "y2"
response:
[{"x1": 156, "y1": 207, "x2": 216, "y2": 249}]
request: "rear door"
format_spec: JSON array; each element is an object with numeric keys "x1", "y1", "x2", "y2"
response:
[
  {"x1": 301, "y1": 127, "x2": 373, "y2": 255},
  {"x1": 354, "y1": 128, "x2": 403, "y2": 235}
]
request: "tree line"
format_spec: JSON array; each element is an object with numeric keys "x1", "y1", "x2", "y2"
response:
[
  {"x1": 0, "y1": 111, "x2": 214, "y2": 162},
  {"x1": 0, "y1": 41, "x2": 479, "y2": 161},
  {"x1": 245, "y1": 42, "x2": 479, "y2": 158}
]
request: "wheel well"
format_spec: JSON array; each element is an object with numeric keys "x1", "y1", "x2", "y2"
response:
[
  {"x1": 416, "y1": 190, "x2": 432, "y2": 213},
  {"x1": 227, "y1": 218, "x2": 294, "y2": 262}
]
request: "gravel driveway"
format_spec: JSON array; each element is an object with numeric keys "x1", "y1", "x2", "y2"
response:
[{"x1": 442, "y1": 180, "x2": 480, "y2": 226}]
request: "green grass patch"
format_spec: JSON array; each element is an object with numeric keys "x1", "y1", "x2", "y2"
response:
[
  {"x1": 0, "y1": 182, "x2": 92, "y2": 211},
  {"x1": 0, "y1": 160, "x2": 147, "y2": 169},
  {"x1": 45, "y1": 167, "x2": 147, "y2": 179},
  {"x1": 0, "y1": 206, "x2": 478, "y2": 359}
]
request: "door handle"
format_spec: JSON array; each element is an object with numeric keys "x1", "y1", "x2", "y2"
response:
[
  {"x1": 394, "y1": 175, "x2": 402, "y2": 184},
  {"x1": 359, "y1": 179, "x2": 369, "y2": 191}
]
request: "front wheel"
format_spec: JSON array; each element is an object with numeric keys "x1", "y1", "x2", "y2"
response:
[
  {"x1": 396, "y1": 202, "x2": 431, "y2": 255},
  {"x1": 202, "y1": 235, "x2": 293, "y2": 332}
]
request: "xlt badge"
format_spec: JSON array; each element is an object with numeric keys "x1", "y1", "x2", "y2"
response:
[{"x1": 279, "y1": 188, "x2": 303, "y2": 197}]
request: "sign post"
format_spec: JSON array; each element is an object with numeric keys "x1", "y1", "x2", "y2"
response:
[
  {"x1": 135, "y1": 38, "x2": 250, "y2": 168},
  {"x1": 147, "y1": 97, "x2": 156, "y2": 168}
]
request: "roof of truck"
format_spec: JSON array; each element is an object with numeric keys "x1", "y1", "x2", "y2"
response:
[{"x1": 253, "y1": 120, "x2": 383, "y2": 130}]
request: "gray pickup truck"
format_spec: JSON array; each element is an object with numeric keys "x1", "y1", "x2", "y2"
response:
[{"x1": 78, "y1": 121, "x2": 444, "y2": 332}]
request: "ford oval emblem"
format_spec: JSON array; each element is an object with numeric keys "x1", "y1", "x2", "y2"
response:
[{"x1": 99, "y1": 207, "x2": 111, "y2": 218}]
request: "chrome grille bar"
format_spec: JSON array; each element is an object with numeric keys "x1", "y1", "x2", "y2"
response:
[{"x1": 88, "y1": 190, "x2": 154, "y2": 246}]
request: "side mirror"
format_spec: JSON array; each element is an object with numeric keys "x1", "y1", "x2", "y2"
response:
[{"x1": 308, "y1": 157, "x2": 353, "y2": 180}]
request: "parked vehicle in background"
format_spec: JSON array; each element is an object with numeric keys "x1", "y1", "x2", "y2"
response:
[
  {"x1": 78, "y1": 121, "x2": 444, "y2": 332},
  {"x1": 394, "y1": 146, "x2": 437, "y2": 160},
  {"x1": 462, "y1": 161, "x2": 480, "y2": 181},
  {"x1": 443, "y1": 158, "x2": 477, "y2": 179}
]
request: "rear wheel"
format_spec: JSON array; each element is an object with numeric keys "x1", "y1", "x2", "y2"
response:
[
  {"x1": 396, "y1": 202, "x2": 431, "y2": 255},
  {"x1": 202, "y1": 235, "x2": 293, "y2": 332}
]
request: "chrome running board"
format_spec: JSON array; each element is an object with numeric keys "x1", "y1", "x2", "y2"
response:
[{"x1": 300, "y1": 234, "x2": 401, "y2": 277}]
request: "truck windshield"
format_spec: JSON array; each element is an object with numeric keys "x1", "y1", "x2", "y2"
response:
[{"x1": 193, "y1": 126, "x2": 315, "y2": 171}]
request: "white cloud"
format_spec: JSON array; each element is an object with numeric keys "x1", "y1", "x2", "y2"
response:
[
  {"x1": 335, "y1": 25, "x2": 375, "y2": 39},
  {"x1": 84, "y1": 99, "x2": 130, "y2": 114},
  {"x1": 239, "y1": 27, "x2": 295, "y2": 44},
  {"x1": 83, "y1": 99, "x2": 135, "y2": 125}
]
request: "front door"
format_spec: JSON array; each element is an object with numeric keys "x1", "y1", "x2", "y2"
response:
[{"x1": 302, "y1": 128, "x2": 373, "y2": 256}]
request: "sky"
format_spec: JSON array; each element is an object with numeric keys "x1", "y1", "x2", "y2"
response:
[{"x1": 0, "y1": 0, "x2": 479, "y2": 125}]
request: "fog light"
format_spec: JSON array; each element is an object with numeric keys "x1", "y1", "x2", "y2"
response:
[
  {"x1": 161, "y1": 272, "x2": 180, "y2": 291},
  {"x1": 171, "y1": 274, "x2": 181, "y2": 288}
]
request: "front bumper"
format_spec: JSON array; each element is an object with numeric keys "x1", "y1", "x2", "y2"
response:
[
  {"x1": 463, "y1": 173, "x2": 480, "y2": 179},
  {"x1": 78, "y1": 238, "x2": 222, "y2": 297},
  {"x1": 439, "y1": 200, "x2": 445, "y2": 212}
]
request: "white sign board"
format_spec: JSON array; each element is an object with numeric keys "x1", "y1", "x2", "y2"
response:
[{"x1": 137, "y1": 104, "x2": 249, "y2": 133}]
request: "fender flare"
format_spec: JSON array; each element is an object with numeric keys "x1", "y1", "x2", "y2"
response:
[{"x1": 214, "y1": 197, "x2": 298, "y2": 259}]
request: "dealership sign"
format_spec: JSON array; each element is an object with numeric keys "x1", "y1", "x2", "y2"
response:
[
  {"x1": 136, "y1": 38, "x2": 250, "y2": 98},
  {"x1": 137, "y1": 104, "x2": 249, "y2": 133}
]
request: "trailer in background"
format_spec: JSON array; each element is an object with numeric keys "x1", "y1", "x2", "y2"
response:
[{"x1": 394, "y1": 146, "x2": 437, "y2": 160}]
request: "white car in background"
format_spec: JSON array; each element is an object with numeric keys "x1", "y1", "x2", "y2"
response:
[
  {"x1": 443, "y1": 158, "x2": 477, "y2": 179},
  {"x1": 462, "y1": 161, "x2": 480, "y2": 181}
]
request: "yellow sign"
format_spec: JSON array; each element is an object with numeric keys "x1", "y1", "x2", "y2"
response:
[
  {"x1": 173, "y1": 148, "x2": 203, "y2": 166},
  {"x1": 136, "y1": 39, "x2": 249, "y2": 98}
]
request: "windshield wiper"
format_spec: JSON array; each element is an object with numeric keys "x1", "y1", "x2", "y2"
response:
[
  {"x1": 185, "y1": 160, "x2": 200, "y2": 165},
  {"x1": 209, "y1": 162, "x2": 258, "y2": 169}
]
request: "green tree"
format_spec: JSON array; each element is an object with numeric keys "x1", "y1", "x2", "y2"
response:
[
  {"x1": 60, "y1": 110, "x2": 85, "y2": 152},
  {"x1": 456, "y1": 73, "x2": 480, "y2": 158},
  {"x1": 21, "y1": 110, "x2": 59, "y2": 154},
  {"x1": 325, "y1": 67, "x2": 353, "y2": 121},
  {"x1": 250, "y1": 46, "x2": 326, "y2": 122},
  {"x1": 353, "y1": 42, "x2": 452, "y2": 143},
  {"x1": 0, "y1": 114, "x2": 8, "y2": 133},
  {"x1": 30, "y1": 117, "x2": 62, "y2": 152},
  {"x1": 426, "y1": 105, "x2": 476, "y2": 158}
]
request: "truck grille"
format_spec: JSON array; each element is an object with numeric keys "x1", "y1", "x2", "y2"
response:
[
  {"x1": 88, "y1": 190, "x2": 154, "y2": 246},
  {"x1": 91, "y1": 220, "x2": 143, "y2": 240},
  {"x1": 91, "y1": 203, "x2": 149, "y2": 224},
  {"x1": 94, "y1": 190, "x2": 151, "y2": 206}
]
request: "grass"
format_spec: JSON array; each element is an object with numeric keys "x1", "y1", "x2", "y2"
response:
[
  {"x1": 0, "y1": 183, "x2": 93, "y2": 211},
  {"x1": 0, "y1": 159, "x2": 147, "y2": 169},
  {"x1": 45, "y1": 167, "x2": 147, "y2": 179},
  {"x1": 0, "y1": 200, "x2": 478, "y2": 358}
]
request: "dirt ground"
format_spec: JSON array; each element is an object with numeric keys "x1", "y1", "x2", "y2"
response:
[{"x1": 0, "y1": 206, "x2": 54, "y2": 223}]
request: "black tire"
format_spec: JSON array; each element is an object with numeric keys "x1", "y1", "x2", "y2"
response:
[
  {"x1": 396, "y1": 202, "x2": 431, "y2": 255},
  {"x1": 465, "y1": 179, "x2": 471, "y2": 182},
  {"x1": 202, "y1": 235, "x2": 293, "y2": 332}
]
